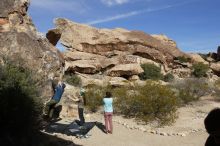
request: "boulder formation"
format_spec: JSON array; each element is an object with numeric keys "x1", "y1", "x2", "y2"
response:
[
  {"x1": 0, "y1": 0, "x2": 64, "y2": 99},
  {"x1": 187, "y1": 53, "x2": 209, "y2": 65},
  {"x1": 47, "y1": 18, "x2": 188, "y2": 85},
  {"x1": 151, "y1": 34, "x2": 177, "y2": 48}
]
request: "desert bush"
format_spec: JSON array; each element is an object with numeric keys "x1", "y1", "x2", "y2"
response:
[
  {"x1": 64, "y1": 74, "x2": 82, "y2": 87},
  {"x1": 171, "y1": 78, "x2": 211, "y2": 104},
  {"x1": 192, "y1": 62, "x2": 209, "y2": 78},
  {"x1": 163, "y1": 73, "x2": 174, "y2": 82},
  {"x1": 0, "y1": 62, "x2": 43, "y2": 145},
  {"x1": 114, "y1": 81, "x2": 178, "y2": 125},
  {"x1": 84, "y1": 81, "x2": 178, "y2": 125},
  {"x1": 139, "y1": 64, "x2": 163, "y2": 80},
  {"x1": 212, "y1": 79, "x2": 220, "y2": 99},
  {"x1": 214, "y1": 79, "x2": 220, "y2": 87},
  {"x1": 84, "y1": 85, "x2": 111, "y2": 112},
  {"x1": 174, "y1": 56, "x2": 191, "y2": 63}
]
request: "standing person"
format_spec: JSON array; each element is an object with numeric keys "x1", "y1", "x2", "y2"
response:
[
  {"x1": 103, "y1": 91, "x2": 113, "y2": 134},
  {"x1": 72, "y1": 88, "x2": 86, "y2": 127},
  {"x1": 44, "y1": 81, "x2": 66, "y2": 119},
  {"x1": 77, "y1": 88, "x2": 86, "y2": 126}
]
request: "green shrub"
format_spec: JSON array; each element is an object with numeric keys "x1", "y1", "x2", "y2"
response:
[
  {"x1": 64, "y1": 74, "x2": 82, "y2": 86},
  {"x1": 139, "y1": 64, "x2": 163, "y2": 80},
  {"x1": 113, "y1": 86, "x2": 134, "y2": 115},
  {"x1": 215, "y1": 79, "x2": 220, "y2": 87},
  {"x1": 192, "y1": 62, "x2": 209, "y2": 78},
  {"x1": 163, "y1": 73, "x2": 174, "y2": 82},
  {"x1": 114, "y1": 81, "x2": 178, "y2": 125},
  {"x1": 212, "y1": 79, "x2": 220, "y2": 99},
  {"x1": 171, "y1": 78, "x2": 211, "y2": 104},
  {"x1": 84, "y1": 85, "x2": 111, "y2": 112},
  {"x1": 0, "y1": 62, "x2": 43, "y2": 145},
  {"x1": 175, "y1": 56, "x2": 191, "y2": 63}
]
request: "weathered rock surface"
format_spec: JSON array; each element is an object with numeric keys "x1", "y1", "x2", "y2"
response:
[
  {"x1": 109, "y1": 77, "x2": 128, "y2": 86},
  {"x1": 210, "y1": 62, "x2": 220, "y2": 76},
  {"x1": 151, "y1": 34, "x2": 177, "y2": 48},
  {"x1": 0, "y1": 0, "x2": 64, "y2": 99},
  {"x1": 187, "y1": 53, "x2": 209, "y2": 65},
  {"x1": 172, "y1": 68, "x2": 191, "y2": 78},
  {"x1": 54, "y1": 18, "x2": 184, "y2": 64},
  {"x1": 46, "y1": 18, "x2": 189, "y2": 85},
  {"x1": 107, "y1": 64, "x2": 144, "y2": 77}
]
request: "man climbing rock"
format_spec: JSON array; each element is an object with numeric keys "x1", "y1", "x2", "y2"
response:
[{"x1": 43, "y1": 80, "x2": 66, "y2": 120}]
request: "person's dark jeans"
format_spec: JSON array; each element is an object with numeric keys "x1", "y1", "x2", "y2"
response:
[
  {"x1": 44, "y1": 99, "x2": 58, "y2": 118},
  {"x1": 78, "y1": 107, "x2": 85, "y2": 126}
]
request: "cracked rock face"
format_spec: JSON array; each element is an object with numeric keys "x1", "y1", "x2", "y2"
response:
[{"x1": 0, "y1": 0, "x2": 64, "y2": 99}]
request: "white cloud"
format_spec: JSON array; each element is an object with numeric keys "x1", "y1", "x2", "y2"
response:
[
  {"x1": 101, "y1": 0, "x2": 130, "y2": 6},
  {"x1": 87, "y1": 10, "x2": 141, "y2": 25},
  {"x1": 87, "y1": 5, "x2": 172, "y2": 25},
  {"x1": 30, "y1": 0, "x2": 89, "y2": 14}
]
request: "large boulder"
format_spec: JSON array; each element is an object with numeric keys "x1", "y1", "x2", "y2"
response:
[
  {"x1": 65, "y1": 60, "x2": 98, "y2": 74},
  {"x1": 55, "y1": 18, "x2": 184, "y2": 63},
  {"x1": 210, "y1": 62, "x2": 220, "y2": 76},
  {"x1": 53, "y1": 18, "x2": 185, "y2": 65},
  {"x1": 107, "y1": 64, "x2": 144, "y2": 77},
  {"x1": 0, "y1": 0, "x2": 64, "y2": 99},
  {"x1": 172, "y1": 68, "x2": 191, "y2": 78},
  {"x1": 64, "y1": 51, "x2": 119, "y2": 74},
  {"x1": 47, "y1": 18, "x2": 187, "y2": 82},
  {"x1": 187, "y1": 53, "x2": 209, "y2": 65},
  {"x1": 109, "y1": 77, "x2": 128, "y2": 86}
]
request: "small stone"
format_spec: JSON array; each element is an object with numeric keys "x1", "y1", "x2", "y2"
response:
[
  {"x1": 150, "y1": 130, "x2": 156, "y2": 134},
  {"x1": 160, "y1": 132, "x2": 167, "y2": 136},
  {"x1": 85, "y1": 114, "x2": 90, "y2": 118},
  {"x1": 139, "y1": 127, "x2": 146, "y2": 132},
  {"x1": 181, "y1": 133, "x2": 186, "y2": 137}
]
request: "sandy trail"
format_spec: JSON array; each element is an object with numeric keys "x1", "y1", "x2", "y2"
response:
[{"x1": 49, "y1": 95, "x2": 220, "y2": 146}]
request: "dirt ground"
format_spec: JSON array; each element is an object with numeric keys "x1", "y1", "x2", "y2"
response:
[{"x1": 46, "y1": 95, "x2": 220, "y2": 146}]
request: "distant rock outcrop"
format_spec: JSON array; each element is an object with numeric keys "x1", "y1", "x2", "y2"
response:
[
  {"x1": 210, "y1": 62, "x2": 220, "y2": 76},
  {"x1": 187, "y1": 53, "x2": 209, "y2": 65},
  {"x1": 0, "y1": 0, "x2": 64, "y2": 99},
  {"x1": 217, "y1": 46, "x2": 220, "y2": 60}
]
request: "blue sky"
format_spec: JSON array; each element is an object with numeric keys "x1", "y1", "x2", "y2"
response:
[{"x1": 29, "y1": 0, "x2": 220, "y2": 53}]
